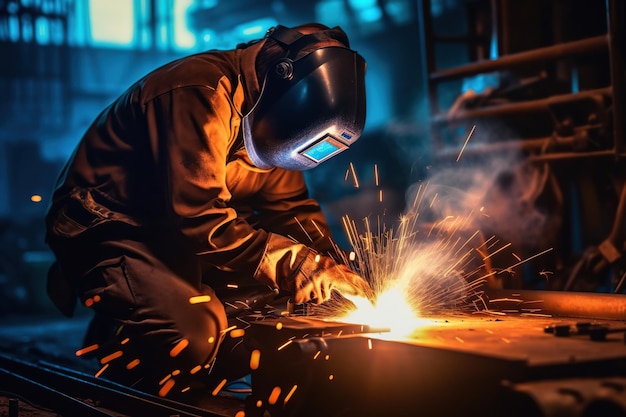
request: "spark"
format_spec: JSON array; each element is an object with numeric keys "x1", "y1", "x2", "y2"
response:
[
  {"x1": 310, "y1": 219, "x2": 325, "y2": 237},
  {"x1": 501, "y1": 248, "x2": 554, "y2": 273},
  {"x1": 268, "y1": 386, "x2": 281, "y2": 405},
  {"x1": 374, "y1": 164, "x2": 379, "y2": 186},
  {"x1": 456, "y1": 125, "x2": 476, "y2": 162},
  {"x1": 76, "y1": 344, "x2": 99, "y2": 357},
  {"x1": 94, "y1": 364, "x2": 109, "y2": 378},
  {"x1": 284, "y1": 385, "x2": 298, "y2": 404},
  {"x1": 349, "y1": 162, "x2": 360, "y2": 188},
  {"x1": 230, "y1": 329, "x2": 245, "y2": 338},
  {"x1": 482, "y1": 242, "x2": 512, "y2": 260},
  {"x1": 227, "y1": 283, "x2": 239, "y2": 289},
  {"x1": 220, "y1": 325, "x2": 238, "y2": 334},
  {"x1": 159, "y1": 379, "x2": 176, "y2": 397},
  {"x1": 100, "y1": 350, "x2": 123, "y2": 364},
  {"x1": 190, "y1": 365, "x2": 202, "y2": 374},
  {"x1": 189, "y1": 295, "x2": 211, "y2": 304},
  {"x1": 126, "y1": 359, "x2": 140, "y2": 370},
  {"x1": 211, "y1": 379, "x2": 228, "y2": 396},
  {"x1": 250, "y1": 349, "x2": 261, "y2": 370},
  {"x1": 169, "y1": 339, "x2": 189, "y2": 357},
  {"x1": 277, "y1": 340, "x2": 292, "y2": 351},
  {"x1": 159, "y1": 374, "x2": 172, "y2": 385},
  {"x1": 294, "y1": 216, "x2": 313, "y2": 243}
]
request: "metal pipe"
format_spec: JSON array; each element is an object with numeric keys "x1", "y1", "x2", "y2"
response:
[
  {"x1": 607, "y1": 0, "x2": 626, "y2": 154},
  {"x1": 486, "y1": 288, "x2": 626, "y2": 320},
  {"x1": 432, "y1": 87, "x2": 612, "y2": 123},
  {"x1": 430, "y1": 35, "x2": 608, "y2": 82}
]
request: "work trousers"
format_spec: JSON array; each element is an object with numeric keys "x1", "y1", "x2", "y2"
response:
[{"x1": 49, "y1": 231, "x2": 270, "y2": 404}]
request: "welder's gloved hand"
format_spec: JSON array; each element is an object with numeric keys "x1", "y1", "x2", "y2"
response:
[{"x1": 290, "y1": 252, "x2": 373, "y2": 304}]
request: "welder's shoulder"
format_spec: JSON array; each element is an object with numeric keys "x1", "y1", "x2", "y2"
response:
[{"x1": 137, "y1": 50, "x2": 240, "y2": 104}]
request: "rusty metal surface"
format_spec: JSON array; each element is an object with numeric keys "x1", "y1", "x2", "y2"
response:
[{"x1": 245, "y1": 313, "x2": 626, "y2": 417}]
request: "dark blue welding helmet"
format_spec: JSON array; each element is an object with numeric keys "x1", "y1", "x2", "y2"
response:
[{"x1": 243, "y1": 25, "x2": 367, "y2": 170}]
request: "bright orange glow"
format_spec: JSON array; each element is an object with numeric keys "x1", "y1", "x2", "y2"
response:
[
  {"x1": 230, "y1": 329, "x2": 245, "y2": 338},
  {"x1": 284, "y1": 385, "x2": 298, "y2": 404},
  {"x1": 126, "y1": 359, "x2": 140, "y2": 370},
  {"x1": 159, "y1": 379, "x2": 176, "y2": 397},
  {"x1": 189, "y1": 295, "x2": 211, "y2": 304},
  {"x1": 268, "y1": 386, "x2": 281, "y2": 405},
  {"x1": 76, "y1": 344, "x2": 99, "y2": 356},
  {"x1": 339, "y1": 286, "x2": 434, "y2": 337},
  {"x1": 249, "y1": 349, "x2": 261, "y2": 370},
  {"x1": 169, "y1": 339, "x2": 189, "y2": 357},
  {"x1": 94, "y1": 363, "x2": 109, "y2": 378},
  {"x1": 30, "y1": 194, "x2": 42, "y2": 203},
  {"x1": 190, "y1": 365, "x2": 202, "y2": 374},
  {"x1": 211, "y1": 379, "x2": 228, "y2": 396},
  {"x1": 100, "y1": 350, "x2": 123, "y2": 364}
]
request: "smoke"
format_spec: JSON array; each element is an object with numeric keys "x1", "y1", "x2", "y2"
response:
[{"x1": 407, "y1": 151, "x2": 559, "y2": 251}]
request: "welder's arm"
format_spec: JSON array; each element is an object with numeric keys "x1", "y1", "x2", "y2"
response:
[
  {"x1": 146, "y1": 86, "x2": 269, "y2": 276},
  {"x1": 254, "y1": 168, "x2": 336, "y2": 255}
]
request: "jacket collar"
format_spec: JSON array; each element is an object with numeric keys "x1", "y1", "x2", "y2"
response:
[{"x1": 239, "y1": 39, "x2": 267, "y2": 115}]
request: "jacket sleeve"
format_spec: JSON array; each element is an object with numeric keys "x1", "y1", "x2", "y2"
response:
[
  {"x1": 254, "y1": 169, "x2": 338, "y2": 256},
  {"x1": 145, "y1": 85, "x2": 268, "y2": 277},
  {"x1": 144, "y1": 85, "x2": 334, "y2": 290}
]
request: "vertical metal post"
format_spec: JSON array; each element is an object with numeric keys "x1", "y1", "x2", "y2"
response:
[{"x1": 607, "y1": 0, "x2": 626, "y2": 155}]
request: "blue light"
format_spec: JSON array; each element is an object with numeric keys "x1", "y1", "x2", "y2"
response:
[
  {"x1": 174, "y1": 0, "x2": 196, "y2": 49},
  {"x1": 301, "y1": 137, "x2": 345, "y2": 163},
  {"x1": 242, "y1": 25, "x2": 264, "y2": 36},
  {"x1": 89, "y1": 0, "x2": 134, "y2": 48},
  {"x1": 358, "y1": 7, "x2": 382, "y2": 23}
]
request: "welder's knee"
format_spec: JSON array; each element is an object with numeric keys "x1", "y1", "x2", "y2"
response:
[{"x1": 76, "y1": 254, "x2": 229, "y2": 395}]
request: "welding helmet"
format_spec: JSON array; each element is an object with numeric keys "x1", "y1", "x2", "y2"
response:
[{"x1": 243, "y1": 25, "x2": 366, "y2": 170}]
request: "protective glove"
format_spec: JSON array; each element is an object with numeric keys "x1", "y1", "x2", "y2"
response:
[
  {"x1": 254, "y1": 233, "x2": 373, "y2": 304},
  {"x1": 288, "y1": 251, "x2": 373, "y2": 304}
]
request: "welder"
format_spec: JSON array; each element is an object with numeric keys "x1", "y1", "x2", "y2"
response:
[{"x1": 44, "y1": 22, "x2": 371, "y2": 402}]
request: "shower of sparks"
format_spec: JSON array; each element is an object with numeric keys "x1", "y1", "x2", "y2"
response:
[
  {"x1": 456, "y1": 125, "x2": 476, "y2": 162},
  {"x1": 316, "y1": 172, "x2": 552, "y2": 335}
]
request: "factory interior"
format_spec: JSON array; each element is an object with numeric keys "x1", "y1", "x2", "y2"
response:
[{"x1": 1, "y1": 0, "x2": 626, "y2": 416}]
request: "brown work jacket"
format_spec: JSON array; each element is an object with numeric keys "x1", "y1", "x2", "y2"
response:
[{"x1": 45, "y1": 41, "x2": 335, "y2": 296}]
